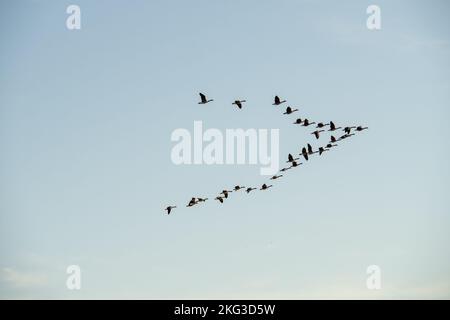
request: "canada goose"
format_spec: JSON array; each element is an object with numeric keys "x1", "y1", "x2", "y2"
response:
[
  {"x1": 307, "y1": 143, "x2": 317, "y2": 155},
  {"x1": 273, "y1": 95, "x2": 286, "y2": 106},
  {"x1": 165, "y1": 206, "x2": 177, "y2": 215},
  {"x1": 339, "y1": 133, "x2": 355, "y2": 141},
  {"x1": 280, "y1": 167, "x2": 292, "y2": 172},
  {"x1": 283, "y1": 106, "x2": 298, "y2": 115},
  {"x1": 233, "y1": 185, "x2": 245, "y2": 191},
  {"x1": 356, "y1": 126, "x2": 368, "y2": 131},
  {"x1": 318, "y1": 147, "x2": 328, "y2": 155},
  {"x1": 287, "y1": 153, "x2": 299, "y2": 163},
  {"x1": 215, "y1": 196, "x2": 224, "y2": 203},
  {"x1": 220, "y1": 190, "x2": 233, "y2": 198},
  {"x1": 301, "y1": 147, "x2": 309, "y2": 161},
  {"x1": 197, "y1": 197, "x2": 208, "y2": 202},
  {"x1": 260, "y1": 183, "x2": 273, "y2": 190},
  {"x1": 186, "y1": 197, "x2": 198, "y2": 207},
  {"x1": 316, "y1": 122, "x2": 330, "y2": 129},
  {"x1": 270, "y1": 174, "x2": 283, "y2": 180},
  {"x1": 311, "y1": 130, "x2": 324, "y2": 139},
  {"x1": 293, "y1": 118, "x2": 303, "y2": 124},
  {"x1": 198, "y1": 93, "x2": 213, "y2": 104},
  {"x1": 232, "y1": 99, "x2": 246, "y2": 109},
  {"x1": 246, "y1": 187, "x2": 257, "y2": 193},
  {"x1": 328, "y1": 121, "x2": 342, "y2": 131},
  {"x1": 326, "y1": 143, "x2": 337, "y2": 149},
  {"x1": 302, "y1": 118, "x2": 316, "y2": 127},
  {"x1": 290, "y1": 160, "x2": 301, "y2": 169},
  {"x1": 330, "y1": 135, "x2": 338, "y2": 143},
  {"x1": 343, "y1": 126, "x2": 356, "y2": 135}
]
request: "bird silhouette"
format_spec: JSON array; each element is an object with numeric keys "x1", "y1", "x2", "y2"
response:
[
  {"x1": 280, "y1": 167, "x2": 292, "y2": 172},
  {"x1": 301, "y1": 147, "x2": 309, "y2": 161},
  {"x1": 356, "y1": 126, "x2": 368, "y2": 131},
  {"x1": 302, "y1": 119, "x2": 316, "y2": 127},
  {"x1": 343, "y1": 126, "x2": 356, "y2": 135},
  {"x1": 339, "y1": 133, "x2": 355, "y2": 140},
  {"x1": 186, "y1": 197, "x2": 198, "y2": 207},
  {"x1": 307, "y1": 143, "x2": 317, "y2": 155},
  {"x1": 246, "y1": 187, "x2": 257, "y2": 193},
  {"x1": 287, "y1": 153, "x2": 300, "y2": 163},
  {"x1": 260, "y1": 183, "x2": 273, "y2": 190},
  {"x1": 318, "y1": 147, "x2": 328, "y2": 155},
  {"x1": 289, "y1": 160, "x2": 301, "y2": 169},
  {"x1": 232, "y1": 99, "x2": 246, "y2": 109},
  {"x1": 283, "y1": 106, "x2": 299, "y2": 115},
  {"x1": 197, "y1": 197, "x2": 208, "y2": 202},
  {"x1": 198, "y1": 93, "x2": 213, "y2": 104},
  {"x1": 326, "y1": 143, "x2": 337, "y2": 149},
  {"x1": 270, "y1": 174, "x2": 283, "y2": 180},
  {"x1": 311, "y1": 130, "x2": 324, "y2": 139},
  {"x1": 272, "y1": 95, "x2": 286, "y2": 106},
  {"x1": 220, "y1": 190, "x2": 233, "y2": 198},
  {"x1": 215, "y1": 196, "x2": 224, "y2": 203},
  {"x1": 293, "y1": 118, "x2": 303, "y2": 124},
  {"x1": 328, "y1": 121, "x2": 342, "y2": 131},
  {"x1": 316, "y1": 122, "x2": 330, "y2": 129},
  {"x1": 165, "y1": 206, "x2": 177, "y2": 215},
  {"x1": 233, "y1": 185, "x2": 245, "y2": 191},
  {"x1": 330, "y1": 135, "x2": 338, "y2": 144}
]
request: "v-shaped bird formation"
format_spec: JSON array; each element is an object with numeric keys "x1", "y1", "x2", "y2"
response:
[{"x1": 164, "y1": 93, "x2": 368, "y2": 215}]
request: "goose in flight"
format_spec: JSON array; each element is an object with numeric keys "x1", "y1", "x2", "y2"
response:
[
  {"x1": 233, "y1": 185, "x2": 245, "y2": 191},
  {"x1": 198, "y1": 93, "x2": 213, "y2": 104},
  {"x1": 280, "y1": 167, "x2": 292, "y2": 172},
  {"x1": 343, "y1": 126, "x2": 356, "y2": 135},
  {"x1": 301, "y1": 147, "x2": 309, "y2": 161},
  {"x1": 339, "y1": 133, "x2": 355, "y2": 140},
  {"x1": 186, "y1": 197, "x2": 198, "y2": 207},
  {"x1": 328, "y1": 121, "x2": 342, "y2": 131},
  {"x1": 270, "y1": 174, "x2": 283, "y2": 180},
  {"x1": 283, "y1": 106, "x2": 299, "y2": 115},
  {"x1": 311, "y1": 130, "x2": 324, "y2": 139},
  {"x1": 165, "y1": 206, "x2": 177, "y2": 215},
  {"x1": 326, "y1": 143, "x2": 337, "y2": 149},
  {"x1": 260, "y1": 183, "x2": 273, "y2": 190},
  {"x1": 287, "y1": 153, "x2": 299, "y2": 163},
  {"x1": 246, "y1": 187, "x2": 257, "y2": 193},
  {"x1": 356, "y1": 126, "x2": 368, "y2": 131},
  {"x1": 232, "y1": 99, "x2": 246, "y2": 109},
  {"x1": 220, "y1": 189, "x2": 233, "y2": 198},
  {"x1": 197, "y1": 197, "x2": 208, "y2": 202},
  {"x1": 272, "y1": 95, "x2": 287, "y2": 106},
  {"x1": 318, "y1": 147, "x2": 328, "y2": 155},
  {"x1": 289, "y1": 160, "x2": 301, "y2": 169},
  {"x1": 293, "y1": 118, "x2": 303, "y2": 125},
  {"x1": 302, "y1": 119, "x2": 316, "y2": 127},
  {"x1": 215, "y1": 196, "x2": 224, "y2": 203},
  {"x1": 307, "y1": 143, "x2": 317, "y2": 155},
  {"x1": 330, "y1": 135, "x2": 338, "y2": 144},
  {"x1": 316, "y1": 122, "x2": 330, "y2": 129}
]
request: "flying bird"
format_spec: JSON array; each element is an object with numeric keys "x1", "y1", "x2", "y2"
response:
[
  {"x1": 197, "y1": 197, "x2": 208, "y2": 202},
  {"x1": 198, "y1": 93, "x2": 213, "y2": 104},
  {"x1": 343, "y1": 126, "x2": 356, "y2": 135},
  {"x1": 270, "y1": 174, "x2": 283, "y2": 180},
  {"x1": 330, "y1": 135, "x2": 338, "y2": 144},
  {"x1": 302, "y1": 119, "x2": 316, "y2": 127},
  {"x1": 356, "y1": 126, "x2": 368, "y2": 131},
  {"x1": 272, "y1": 95, "x2": 287, "y2": 106},
  {"x1": 307, "y1": 143, "x2": 317, "y2": 155},
  {"x1": 233, "y1": 185, "x2": 245, "y2": 191},
  {"x1": 293, "y1": 118, "x2": 303, "y2": 124},
  {"x1": 326, "y1": 143, "x2": 337, "y2": 149},
  {"x1": 316, "y1": 122, "x2": 330, "y2": 129},
  {"x1": 215, "y1": 196, "x2": 224, "y2": 203},
  {"x1": 290, "y1": 160, "x2": 301, "y2": 169},
  {"x1": 186, "y1": 197, "x2": 198, "y2": 207},
  {"x1": 232, "y1": 99, "x2": 246, "y2": 109},
  {"x1": 246, "y1": 187, "x2": 257, "y2": 193},
  {"x1": 280, "y1": 167, "x2": 292, "y2": 172},
  {"x1": 328, "y1": 121, "x2": 342, "y2": 131},
  {"x1": 311, "y1": 130, "x2": 324, "y2": 139},
  {"x1": 220, "y1": 190, "x2": 233, "y2": 198},
  {"x1": 283, "y1": 106, "x2": 299, "y2": 115},
  {"x1": 260, "y1": 183, "x2": 273, "y2": 190},
  {"x1": 287, "y1": 153, "x2": 299, "y2": 163},
  {"x1": 165, "y1": 206, "x2": 177, "y2": 215},
  {"x1": 301, "y1": 147, "x2": 309, "y2": 161},
  {"x1": 318, "y1": 147, "x2": 328, "y2": 155}
]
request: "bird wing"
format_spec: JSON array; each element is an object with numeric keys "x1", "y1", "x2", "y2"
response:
[
  {"x1": 274, "y1": 96, "x2": 280, "y2": 104},
  {"x1": 199, "y1": 93, "x2": 206, "y2": 102}
]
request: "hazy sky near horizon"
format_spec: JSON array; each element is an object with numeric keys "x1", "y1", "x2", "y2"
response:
[{"x1": 1, "y1": 0, "x2": 449, "y2": 299}]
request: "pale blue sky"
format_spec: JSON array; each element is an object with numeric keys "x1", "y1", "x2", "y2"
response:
[{"x1": 1, "y1": 0, "x2": 449, "y2": 299}]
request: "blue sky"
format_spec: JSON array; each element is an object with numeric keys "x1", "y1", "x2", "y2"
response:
[{"x1": 1, "y1": 0, "x2": 449, "y2": 299}]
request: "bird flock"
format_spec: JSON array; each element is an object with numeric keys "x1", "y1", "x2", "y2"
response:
[{"x1": 164, "y1": 93, "x2": 368, "y2": 215}]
